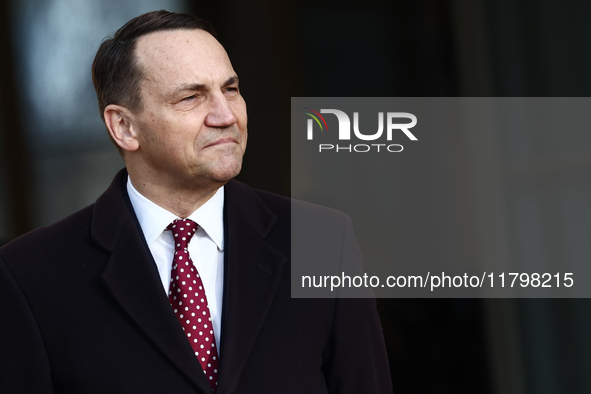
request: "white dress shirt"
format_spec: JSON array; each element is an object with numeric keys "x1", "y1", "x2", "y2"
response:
[{"x1": 126, "y1": 177, "x2": 224, "y2": 350}]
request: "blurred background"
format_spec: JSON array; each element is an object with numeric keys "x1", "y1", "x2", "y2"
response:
[{"x1": 1, "y1": 0, "x2": 591, "y2": 392}]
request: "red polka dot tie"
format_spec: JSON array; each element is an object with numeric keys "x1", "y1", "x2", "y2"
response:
[{"x1": 166, "y1": 218, "x2": 219, "y2": 391}]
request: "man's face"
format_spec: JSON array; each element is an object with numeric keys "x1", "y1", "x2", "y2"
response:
[{"x1": 130, "y1": 29, "x2": 247, "y2": 190}]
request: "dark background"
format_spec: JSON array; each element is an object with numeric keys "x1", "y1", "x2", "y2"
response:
[{"x1": 2, "y1": 0, "x2": 591, "y2": 393}]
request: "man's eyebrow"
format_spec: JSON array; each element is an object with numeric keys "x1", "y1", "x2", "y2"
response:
[
  {"x1": 169, "y1": 83, "x2": 207, "y2": 98},
  {"x1": 168, "y1": 76, "x2": 239, "y2": 99},
  {"x1": 224, "y1": 76, "x2": 239, "y2": 86}
]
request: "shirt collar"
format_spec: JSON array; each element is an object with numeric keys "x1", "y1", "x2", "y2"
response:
[{"x1": 126, "y1": 176, "x2": 224, "y2": 251}]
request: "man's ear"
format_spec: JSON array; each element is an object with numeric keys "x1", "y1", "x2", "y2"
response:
[{"x1": 104, "y1": 104, "x2": 140, "y2": 152}]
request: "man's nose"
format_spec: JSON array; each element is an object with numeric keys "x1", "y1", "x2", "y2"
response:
[{"x1": 204, "y1": 93, "x2": 238, "y2": 127}]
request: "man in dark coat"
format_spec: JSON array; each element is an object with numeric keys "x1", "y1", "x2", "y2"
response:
[{"x1": 0, "y1": 10, "x2": 392, "y2": 394}]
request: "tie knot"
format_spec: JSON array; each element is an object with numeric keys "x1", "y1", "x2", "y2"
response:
[{"x1": 166, "y1": 218, "x2": 198, "y2": 251}]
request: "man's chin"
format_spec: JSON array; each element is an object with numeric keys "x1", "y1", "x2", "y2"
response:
[{"x1": 210, "y1": 159, "x2": 243, "y2": 183}]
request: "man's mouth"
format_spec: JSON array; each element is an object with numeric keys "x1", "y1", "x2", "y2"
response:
[{"x1": 204, "y1": 138, "x2": 237, "y2": 148}]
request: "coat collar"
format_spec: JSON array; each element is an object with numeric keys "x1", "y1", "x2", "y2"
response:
[
  {"x1": 92, "y1": 169, "x2": 212, "y2": 393},
  {"x1": 91, "y1": 169, "x2": 286, "y2": 394}
]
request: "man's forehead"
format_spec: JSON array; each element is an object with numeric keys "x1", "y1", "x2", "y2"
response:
[
  {"x1": 138, "y1": 27, "x2": 212, "y2": 44},
  {"x1": 135, "y1": 29, "x2": 233, "y2": 86}
]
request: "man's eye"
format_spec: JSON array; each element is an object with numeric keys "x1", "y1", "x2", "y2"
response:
[
  {"x1": 182, "y1": 95, "x2": 196, "y2": 101},
  {"x1": 225, "y1": 87, "x2": 239, "y2": 93}
]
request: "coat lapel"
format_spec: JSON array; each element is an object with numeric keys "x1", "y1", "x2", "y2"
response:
[
  {"x1": 91, "y1": 169, "x2": 212, "y2": 394},
  {"x1": 89, "y1": 171, "x2": 286, "y2": 393},
  {"x1": 216, "y1": 180, "x2": 286, "y2": 394}
]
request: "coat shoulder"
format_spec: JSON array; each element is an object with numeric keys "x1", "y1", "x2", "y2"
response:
[
  {"x1": 228, "y1": 179, "x2": 350, "y2": 224},
  {"x1": 0, "y1": 204, "x2": 95, "y2": 262}
]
